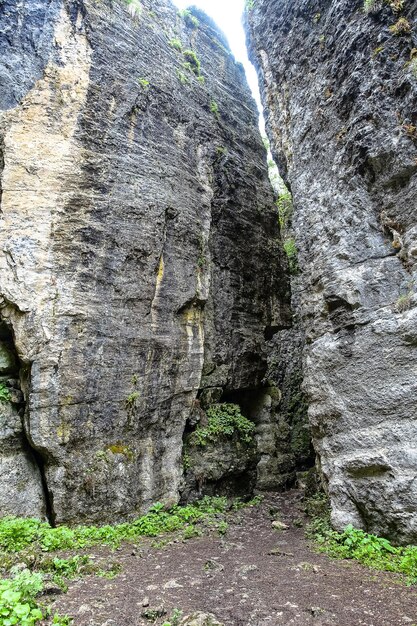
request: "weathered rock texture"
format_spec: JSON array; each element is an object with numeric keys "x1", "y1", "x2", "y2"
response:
[
  {"x1": 247, "y1": 0, "x2": 417, "y2": 542},
  {"x1": 0, "y1": 0, "x2": 290, "y2": 523}
]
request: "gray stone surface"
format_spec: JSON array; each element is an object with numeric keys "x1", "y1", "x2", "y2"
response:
[
  {"x1": 0, "y1": 0, "x2": 289, "y2": 522},
  {"x1": 247, "y1": 0, "x2": 417, "y2": 542}
]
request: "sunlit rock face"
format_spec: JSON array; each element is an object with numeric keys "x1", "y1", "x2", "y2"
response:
[
  {"x1": 0, "y1": 0, "x2": 290, "y2": 523},
  {"x1": 247, "y1": 0, "x2": 417, "y2": 543}
]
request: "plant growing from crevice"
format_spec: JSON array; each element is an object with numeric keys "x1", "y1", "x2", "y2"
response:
[
  {"x1": 190, "y1": 403, "x2": 255, "y2": 447},
  {"x1": 210, "y1": 99, "x2": 219, "y2": 118},
  {"x1": 276, "y1": 189, "x2": 293, "y2": 231},
  {"x1": 183, "y1": 49, "x2": 201, "y2": 76},
  {"x1": 283, "y1": 237, "x2": 299, "y2": 275},
  {"x1": 176, "y1": 70, "x2": 188, "y2": 85},
  {"x1": 138, "y1": 78, "x2": 150, "y2": 88},
  {"x1": 389, "y1": 17, "x2": 411, "y2": 35},
  {"x1": 178, "y1": 9, "x2": 199, "y2": 28},
  {"x1": 169, "y1": 38, "x2": 182, "y2": 52},
  {"x1": 0, "y1": 383, "x2": 11, "y2": 403}
]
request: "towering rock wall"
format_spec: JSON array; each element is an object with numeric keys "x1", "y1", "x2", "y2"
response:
[
  {"x1": 0, "y1": 0, "x2": 290, "y2": 524},
  {"x1": 247, "y1": 0, "x2": 417, "y2": 542}
]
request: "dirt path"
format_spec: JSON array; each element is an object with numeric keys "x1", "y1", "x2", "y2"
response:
[{"x1": 51, "y1": 492, "x2": 417, "y2": 626}]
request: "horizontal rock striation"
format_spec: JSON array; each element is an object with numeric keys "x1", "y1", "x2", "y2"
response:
[
  {"x1": 0, "y1": 0, "x2": 290, "y2": 523},
  {"x1": 247, "y1": 0, "x2": 417, "y2": 542}
]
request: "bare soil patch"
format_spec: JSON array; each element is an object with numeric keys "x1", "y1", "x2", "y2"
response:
[{"x1": 51, "y1": 492, "x2": 417, "y2": 626}]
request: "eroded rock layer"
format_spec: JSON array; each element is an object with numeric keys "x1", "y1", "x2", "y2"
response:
[
  {"x1": 0, "y1": 0, "x2": 290, "y2": 523},
  {"x1": 247, "y1": 0, "x2": 417, "y2": 542}
]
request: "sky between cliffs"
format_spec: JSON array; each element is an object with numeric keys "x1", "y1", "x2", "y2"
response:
[{"x1": 171, "y1": 0, "x2": 262, "y2": 113}]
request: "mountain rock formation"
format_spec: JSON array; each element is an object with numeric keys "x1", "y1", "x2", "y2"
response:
[
  {"x1": 247, "y1": 0, "x2": 417, "y2": 543},
  {"x1": 0, "y1": 0, "x2": 291, "y2": 524}
]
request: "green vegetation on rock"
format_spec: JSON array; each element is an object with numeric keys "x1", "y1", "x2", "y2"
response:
[
  {"x1": 183, "y1": 50, "x2": 201, "y2": 76},
  {"x1": 0, "y1": 384, "x2": 11, "y2": 403},
  {"x1": 191, "y1": 403, "x2": 255, "y2": 447},
  {"x1": 169, "y1": 38, "x2": 182, "y2": 52},
  {"x1": 306, "y1": 494, "x2": 417, "y2": 585},
  {"x1": 283, "y1": 238, "x2": 299, "y2": 275}
]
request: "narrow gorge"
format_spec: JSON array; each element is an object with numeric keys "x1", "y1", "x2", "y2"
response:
[{"x1": 0, "y1": 0, "x2": 416, "y2": 623}]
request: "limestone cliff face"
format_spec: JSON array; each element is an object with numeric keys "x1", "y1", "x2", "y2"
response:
[
  {"x1": 247, "y1": 0, "x2": 417, "y2": 542},
  {"x1": 0, "y1": 0, "x2": 289, "y2": 523}
]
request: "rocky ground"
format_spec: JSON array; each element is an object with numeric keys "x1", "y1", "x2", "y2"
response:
[{"x1": 49, "y1": 492, "x2": 417, "y2": 626}]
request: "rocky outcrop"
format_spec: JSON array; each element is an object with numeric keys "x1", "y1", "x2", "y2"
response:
[
  {"x1": 247, "y1": 0, "x2": 417, "y2": 542},
  {"x1": 0, "y1": 0, "x2": 290, "y2": 523}
]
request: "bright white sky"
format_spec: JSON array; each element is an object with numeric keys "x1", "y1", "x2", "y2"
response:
[{"x1": 172, "y1": 0, "x2": 263, "y2": 115}]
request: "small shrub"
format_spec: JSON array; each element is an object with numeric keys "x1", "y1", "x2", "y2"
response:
[
  {"x1": 183, "y1": 50, "x2": 201, "y2": 76},
  {"x1": 0, "y1": 383, "x2": 11, "y2": 403},
  {"x1": 210, "y1": 99, "x2": 219, "y2": 117},
  {"x1": 0, "y1": 568, "x2": 44, "y2": 626},
  {"x1": 125, "y1": 391, "x2": 139, "y2": 408},
  {"x1": 395, "y1": 292, "x2": 412, "y2": 312},
  {"x1": 276, "y1": 190, "x2": 293, "y2": 231},
  {"x1": 283, "y1": 237, "x2": 299, "y2": 275},
  {"x1": 191, "y1": 403, "x2": 255, "y2": 447},
  {"x1": 169, "y1": 38, "x2": 182, "y2": 52},
  {"x1": 176, "y1": 70, "x2": 188, "y2": 85},
  {"x1": 389, "y1": 17, "x2": 411, "y2": 35}
]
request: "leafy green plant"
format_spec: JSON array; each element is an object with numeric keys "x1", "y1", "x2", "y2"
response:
[
  {"x1": 276, "y1": 190, "x2": 293, "y2": 231},
  {"x1": 176, "y1": 70, "x2": 188, "y2": 85},
  {"x1": 40, "y1": 555, "x2": 91, "y2": 580},
  {"x1": 210, "y1": 100, "x2": 219, "y2": 118},
  {"x1": 191, "y1": 403, "x2": 255, "y2": 447},
  {"x1": 283, "y1": 237, "x2": 299, "y2": 275},
  {"x1": 0, "y1": 497, "x2": 231, "y2": 555},
  {"x1": 169, "y1": 38, "x2": 182, "y2": 52},
  {"x1": 138, "y1": 78, "x2": 150, "y2": 88},
  {"x1": 306, "y1": 495, "x2": 417, "y2": 585},
  {"x1": 183, "y1": 50, "x2": 201, "y2": 76},
  {"x1": 0, "y1": 384, "x2": 11, "y2": 403},
  {"x1": 245, "y1": 0, "x2": 255, "y2": 9},
  {"x1": 0, "y1": 568, "x2": 43, "y2": 626},
  {"x1": 125, "y1": 391, "x2": 139, "y2": 409}
]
